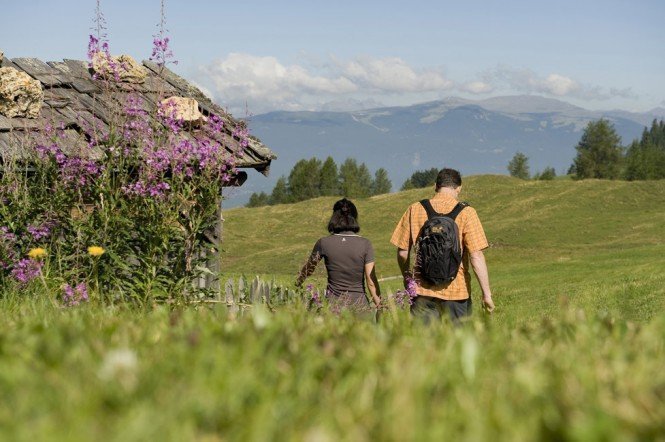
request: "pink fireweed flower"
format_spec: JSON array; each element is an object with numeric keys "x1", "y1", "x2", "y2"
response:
[
  {"x1": 150, "y1": 36, "x2": 177, "y2": 68},
  {"x1": 306, "y1": 284, "x2": 322, "y2": 308},
  {"x1": 87, "y1": 34, "x2": 100, "y2": 62},
  {"x1": 62, "y1": 282, "x2": 90, "y2": 307},
  {"x1": 27, "y1": 221, "x2": 55, "y2": 241},
  {"x1": 34, "y1": 144, "x2": 102, "y2": 188},
  {"x1": 394, "y1": 275, "x2": 418, "y2": 308},
  {"x1": 157, "y1": 99, "x2": 185, "y2": 134},
  {"x1": 206, "y1": 114, "x2": 224, "y2": 134},
  {"x1": 11, "y1": 258, "x2": 43, "y2": 285}
]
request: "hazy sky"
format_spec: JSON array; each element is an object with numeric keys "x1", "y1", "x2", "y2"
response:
[{"x1": 2, "y1": 0, "x2": 663, "y2": 114}]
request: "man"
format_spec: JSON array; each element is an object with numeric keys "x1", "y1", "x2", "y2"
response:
[{"x1": 390, "y1": 168, "x2": 495, "y2": 323}]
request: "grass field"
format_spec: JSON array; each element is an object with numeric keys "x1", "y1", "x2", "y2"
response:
[
  {"x1": 1, "y1": 175, "x2": 664, "y2": 440},
  {"x1": 222, "y1": 175, "x2": 665, "y2": 324}
]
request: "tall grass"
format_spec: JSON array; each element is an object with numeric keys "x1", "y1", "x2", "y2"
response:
[
  {"x1": 0, "y1": 295, "x2": 663, "y2": 441},
  {"x1": 1, "y1": 177, "x2": 664, "y2": 440}
]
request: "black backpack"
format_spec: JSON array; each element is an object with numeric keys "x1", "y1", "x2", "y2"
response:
[{"x1": 415, "y1": 200, "x2": 468, "y2": 285}]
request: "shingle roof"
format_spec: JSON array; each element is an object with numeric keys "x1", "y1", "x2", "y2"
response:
[{"x1": 0, "y1": 55, "x2": 276, "y2": 176}]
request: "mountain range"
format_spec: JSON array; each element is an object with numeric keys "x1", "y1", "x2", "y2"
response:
[{"x1": 225, "y1": 95, "x2": 665, "y2": 207}]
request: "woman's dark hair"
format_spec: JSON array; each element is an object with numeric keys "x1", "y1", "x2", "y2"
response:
[{"x1": 327, "y1": 198, "x2": 360, "y2": 233}]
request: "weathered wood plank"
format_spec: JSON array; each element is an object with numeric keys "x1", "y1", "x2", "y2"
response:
[
  {"x1": 52, "y1": 106, "x2": 80, "y2": 127},
  {"x1": 0, "y1": 133, "x2": 16, "y2": 158},
  {"x1": 76, "y1": 93, "x2": 116, "y2": 124},
  {"x1": 57, "y1": 129, "x2": 104, "y2": 160},
  {"x1": 142, "y1": 72, "x2": 178, "y2": 95},
  {"x1": 0, "y1": 115, "x2": 12, "y2": 131},
  {"x1": 43, "y1": 88, "x2": 72, "y2": 109},
  {"x1": 38, "y1": 106, "x2": 70, "y2": 129},
  {"x1": 0, "y1": 58, "x2": 21, "y2": 71},
  {"x1": 0, "y1": 131, "x2": 36, "y2": 160},
  {"x1": 142, "y1": 61, "x2": 210, "y2": 104},
  {"x1": 46, "y1": 61, "x2": 72, "y2": 75},
  {"x1": 12, "y1": 58, "x2": 70, "y2": 87},
  {"x1": 81, "y1": 110, "x2": 110, "y2": 141},
  {"x1": 62, "y1": 59, "x2": 100, "y2": 94},
  {"x1": 7, "y1": 116, "x2": 44, "y2": 131}
]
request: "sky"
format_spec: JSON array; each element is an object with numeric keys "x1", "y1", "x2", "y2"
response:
[{"x1": 2, "y1": 0, "x2": 664, "y2": 115}]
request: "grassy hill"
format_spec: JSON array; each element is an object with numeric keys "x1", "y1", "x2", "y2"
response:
[{"x1": 222, "y1": 175, "x2": 665, "y2": 323}]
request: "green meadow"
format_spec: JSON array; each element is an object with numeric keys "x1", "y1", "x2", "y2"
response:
[
  {"x1": 223, "y1": 175, "x2": 665, "y2": 324},
  {"x1": 1, "y1": 175, "x2": 664, "y2": 440}
]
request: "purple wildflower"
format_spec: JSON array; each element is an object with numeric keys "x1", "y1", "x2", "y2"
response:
[
  {"x1": 0, "y1": 227, "x2": 17, "y2": 244},
  {"x1": 306, "y1": 284, "x2": 322, "y2": 308},
  {"x1": 150, "y1": 0, "x2": 177, "y2": 68},
  {"x1": 27, "y1": 221, "x2": 54, "y2": 241},
  {"x1": 394, "y1": 276, "x2": 418, "y2": 308},
  {"x1": 150, "y1": 37, "x2": 177, "y2": 67},
  {"x1": 34, "y1": 143, "x2": 102, "y2": 188},
  {"x1": 62, "y1": 282, "x2": 90, "y2": 307},
  {"x1": 11, "y1": 259, "x2": 43, "y2": 285}
]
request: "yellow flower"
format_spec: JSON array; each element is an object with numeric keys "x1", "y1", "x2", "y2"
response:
[
  {"x1": 28, "y1": 247, "x2": 47, "y2": 259},
  {"x1": 87, "y1": 246, "x2": 105, "y2": 257}
]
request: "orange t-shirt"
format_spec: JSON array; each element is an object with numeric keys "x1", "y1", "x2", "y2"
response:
[{"x1": 390, "y1": 193, "x2": 489, "y2": 300}]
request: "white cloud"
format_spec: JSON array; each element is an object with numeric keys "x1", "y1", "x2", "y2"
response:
[
  {"x1": 541, "y1": 74, "x2": 578, "y2": 96},
  {"x1": 335, "y1": 56, "x2": 453, "y2": 93},
  {"x1": 462, "y1": 81, "x2": 494, "y2": 94},
  {"x1": 194, "y1": 54, "x2": 637, "y2": 113},
  {"x1": 198, "y1": 53, "x2": 357, "y2": 113},
  {"x1": 487, "y1": 65, "x2": 635, "y2": 101},
  {"x1": 196, "y1": 53, "x2": 453, "y2": 113}
]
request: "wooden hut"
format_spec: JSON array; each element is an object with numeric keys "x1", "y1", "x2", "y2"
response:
[{"x1": 0, "y1": 52, "x2": 276, "y2": 291}]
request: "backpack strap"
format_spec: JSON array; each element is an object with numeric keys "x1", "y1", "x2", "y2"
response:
[
  {"x1": 446, "y1": 202, "x2": 469, "y2": 220},
  {"x1": 419, "y1": 199, "x2": 440, "y2": 219}
]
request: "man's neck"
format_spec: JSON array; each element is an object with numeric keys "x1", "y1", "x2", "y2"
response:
[{"x1": 435, "y1": 187, "x2": 458, "y2": 199}]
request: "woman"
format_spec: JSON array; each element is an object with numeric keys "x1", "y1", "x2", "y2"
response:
[{"x1": 296, "y1": 198, "x2": 381, "y2": 310}]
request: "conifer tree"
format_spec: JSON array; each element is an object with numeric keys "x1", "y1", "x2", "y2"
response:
[
  {"x1": 339, "y1": 158, "x2": 372, "y2": 198},
  {"x1": 536, "y1": 166, "x2": 556, "y2": 180},
  {"x1": 570, "y1": 119, "x2": 623, "y2": 180},
  {"x1": 319, "y1": 156, "x2": 340, "y2": 196},
  {"x1": 624, "y1": 119, "x2": 665, "y2": 180},
  {"x1": 371, "y1": 168, "x2": 392, "y2": 195},
  {"x1": 289, "y1": 158, "x2": 322, "y2": 202},
  {"x1": 507, "y1": 152, "x2": 530, "y2": 179},
  {"x1": 270, "y1": 176, "x2": 289, "y2": 205},
  {"x1": 246, "y1": 192, "x2": 270, "y2": 207},
  {"x1": 400, "y1": 179, "x2": 415, "y2": 191},
  {"x1": 357, "y1": 164, "x2": 373, "y2": 197},
  {"x1": 400, "y1": 167, "x2": 438, "y2": 190}
]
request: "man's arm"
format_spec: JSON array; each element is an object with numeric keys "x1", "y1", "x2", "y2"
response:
[
  {"x1": 396, "y1": 248, "x2": 411, "y2": 289},
  {"x1": 469, "y1": 250, "x2": 495, "y2": 312}
]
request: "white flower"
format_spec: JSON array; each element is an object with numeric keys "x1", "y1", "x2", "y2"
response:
[{"x1": 99, "y1": 348, "x2": 138, "y2": 391}]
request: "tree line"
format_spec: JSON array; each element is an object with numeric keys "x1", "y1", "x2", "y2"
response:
[
  {"x1": 247, "y1": 157, "x2": 392, "y2": 207},
  {"x1": 507, "y1": 119, "x2": 665, "y2": 181}
]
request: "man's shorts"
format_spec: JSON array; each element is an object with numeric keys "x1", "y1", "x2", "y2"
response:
[{"x1": 410, "y1": 295, "x2": 472, "y2": 325}]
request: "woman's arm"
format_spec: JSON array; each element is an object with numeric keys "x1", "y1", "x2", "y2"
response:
[
  {"x1": 364, "y1": 262, "x2": 382, "y2": 308},
  {"x1": 296, "y1": 252, "x2": 321, "y2": 287}
]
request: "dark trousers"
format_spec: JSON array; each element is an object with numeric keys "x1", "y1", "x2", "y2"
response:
[{"x1": 410, "y1": 295, "x2": 472, "y2": 325}]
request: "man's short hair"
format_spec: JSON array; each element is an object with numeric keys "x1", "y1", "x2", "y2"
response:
[{"x1": 436, "y1": 168, "x2": 462, "y2": 189}]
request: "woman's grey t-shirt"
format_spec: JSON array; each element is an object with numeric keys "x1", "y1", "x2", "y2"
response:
[{"x1": 312, "y1": 233, "x2": 375, "y2": 296}]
